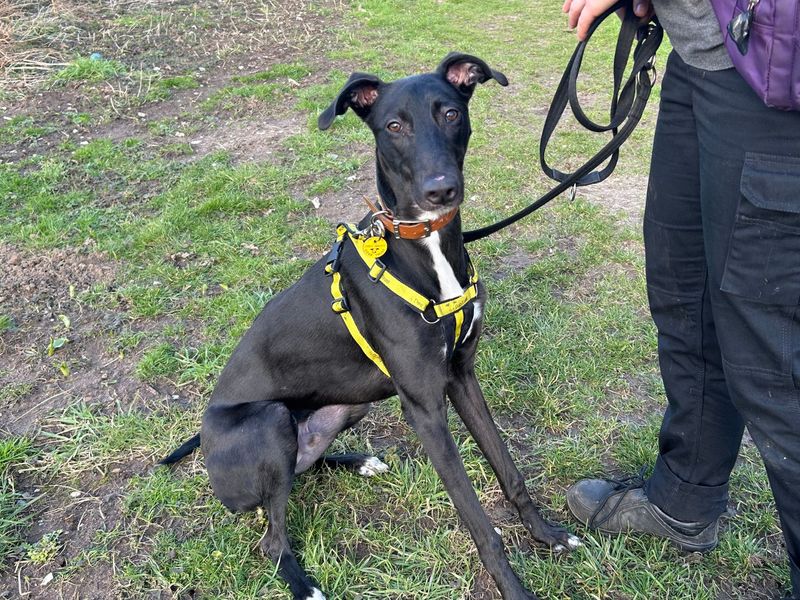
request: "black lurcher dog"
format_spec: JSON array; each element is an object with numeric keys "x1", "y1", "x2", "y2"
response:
[{"x1": 160, "y1": 53, "x2": 581, "y2": 600}]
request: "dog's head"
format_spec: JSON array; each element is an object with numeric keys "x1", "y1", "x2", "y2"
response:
[{"x1": 319, "y1": 53, "x2": 507, "y2": 220}]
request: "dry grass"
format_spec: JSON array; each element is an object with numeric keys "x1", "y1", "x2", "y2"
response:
[
  {"x1": 0, "y1": 0, "x2": 76, "y2": 88},
  {"x1": 0, "y1": 0, "x2": 344, "y2": 94}
]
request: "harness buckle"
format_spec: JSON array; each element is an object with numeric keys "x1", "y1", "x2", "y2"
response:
[
  {"x1": 325, "y1": 237, "x2": 346, "y2": 276},
  {"x1": 331, "y1": 296, "x2": 349, "y2": 314},
  {"x1": 368, "y1": 262, "x2": 387, "y2": 283}
]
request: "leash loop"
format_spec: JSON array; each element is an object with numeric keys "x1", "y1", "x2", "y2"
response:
[{"x1": 463, "y1": 0, "x2": 663, "y2": 243}]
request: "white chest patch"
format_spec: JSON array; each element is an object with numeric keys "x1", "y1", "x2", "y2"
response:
[{"x1": 420, "y1": 232, "x2": 463, "y2": 300}]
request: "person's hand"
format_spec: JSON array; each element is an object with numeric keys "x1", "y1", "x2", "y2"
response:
[{"x1": 562, "y1": 0, "x2": 654, "y2": 40}]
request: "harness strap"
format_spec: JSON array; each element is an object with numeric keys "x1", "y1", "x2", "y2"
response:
[
  {"x1": 329, "y1": 270, "x2": 391, "y2": 377},
  {"x1": 324, "y1": 223, "x2": 479, "y2": 377},
  {"x1": 454, "y1": 308, "x2": 465, "y2": 345},
  {"x1": 348, "y1": 229, "x2": 479, "y2": 320}
]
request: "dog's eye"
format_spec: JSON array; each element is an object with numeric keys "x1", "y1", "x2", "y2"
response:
[
  {"x1": 445, "y1": 109, "x2": 459, "y2": 122},
  {"x1": 387, "y1": 121, "x2": 402, "y2": 133}
]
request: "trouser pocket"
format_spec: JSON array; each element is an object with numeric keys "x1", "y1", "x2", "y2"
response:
[
  {"x1": 721, "y1": 152, "x2": 800, "y2": 303},
  {"x1": 718, "y1": 152, "x2": 800, "y2": 384}
]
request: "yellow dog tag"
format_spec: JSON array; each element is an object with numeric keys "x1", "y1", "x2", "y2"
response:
[{"x1": 362, "y1": 236, "x2": 388, "y2": 258}]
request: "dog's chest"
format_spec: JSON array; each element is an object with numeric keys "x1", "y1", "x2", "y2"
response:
[
  {"x1": 420, "y1": 232, "x2": 482, "y2": 353},
  {"x1": 420, "y1": 232, "x2": 463, "y2": 300}
]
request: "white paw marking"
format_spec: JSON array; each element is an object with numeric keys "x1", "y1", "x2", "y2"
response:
[
  {"x1": 554, "y1": 544, "x2": 566, "y2": 552},
  {"x1": 357, "y1": 456, "x2": 389, "y2": 477},
  {"x1": 494, "y1": 527, "x2": 502, "y2": 535},
  {"x1": 567, "y1": 535, "x2": 582, "y2": 548},
  {"x1": 304, "y1": 589, "x2": 326, "y2": 600}
]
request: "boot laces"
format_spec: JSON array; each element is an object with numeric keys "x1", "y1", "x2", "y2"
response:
[{"x1": 588, "y1": 466, "x2": 648, "y2": 529}]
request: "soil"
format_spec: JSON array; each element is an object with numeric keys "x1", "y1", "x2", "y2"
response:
[
  {"x1": 580, "y1": 173, "x2": 649, "y2": 225},
  {"x1": 0, "y1": 243, "x2": 123, "y2": 434}
]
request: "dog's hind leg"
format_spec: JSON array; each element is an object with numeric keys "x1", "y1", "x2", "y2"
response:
[
  {"x1": 204, "y1": 402, "x2": 325, "y2": 600},
  {"x1": 260, "y1": 477, "x2": 326, "y2": 600},
  {"x1": 294, "y1": 404, "x2": 386, "y2": 477},
  {"x1": 319, "y1": 453, "x2": 389, "y2": 477}
]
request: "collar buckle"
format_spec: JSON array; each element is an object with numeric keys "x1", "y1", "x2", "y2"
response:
[{"x1": 392, "y1": 218, "x2": 432, "y2": 239}]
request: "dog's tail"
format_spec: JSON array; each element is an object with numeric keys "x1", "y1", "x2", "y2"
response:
[{"x1": 158, "y1": 433, "x2": 201, "y2": 465}]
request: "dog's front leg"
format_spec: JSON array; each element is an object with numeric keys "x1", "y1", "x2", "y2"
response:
[
  {"x1": 398, "y1": 389, "x2": 538, "y2": 600},
  {"x1": 447, "y1": 367, "x2": 581, "y2": 552}
]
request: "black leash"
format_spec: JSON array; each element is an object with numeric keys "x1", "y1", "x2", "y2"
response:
[{"x1": 463, "y1": 0, "x2": 663, "y2": 244}]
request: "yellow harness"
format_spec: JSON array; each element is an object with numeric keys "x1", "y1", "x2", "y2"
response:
[{"x1": 325, "y1": 224, "x2": 479, "y2": 378}]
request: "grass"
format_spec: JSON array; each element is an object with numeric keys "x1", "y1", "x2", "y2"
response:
[
  {"x1": 50, "y1": 56, "x2": 127, "y2": 84},
  {"x1": 0, "y1": 438, "x2": 37, "y2": 560},
  {"x1": 0, "y1": 116, "x2": 57, "y2": 146},
  {"x1": 0, "y1": 0, "x2": 790, "y2": 598},
  {"x1": 0, "y1": 315, "x2": 15, "y2": 333},
  {"x1": 203, "y1": 64, "x2": 312, "y2": 111}
]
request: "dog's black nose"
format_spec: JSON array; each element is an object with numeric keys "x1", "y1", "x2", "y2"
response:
[{"x1": 422, "y1": 175, "x2": 459, "y2": 205}]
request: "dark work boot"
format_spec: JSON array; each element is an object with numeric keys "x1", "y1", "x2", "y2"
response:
[{"x1": 566, "y1": 472, "x2": 719, "y2": 553}]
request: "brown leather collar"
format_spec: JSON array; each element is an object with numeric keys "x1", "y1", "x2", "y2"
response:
[{"x1": 364, "y1": 197, "x2": 459, "y2": 240}]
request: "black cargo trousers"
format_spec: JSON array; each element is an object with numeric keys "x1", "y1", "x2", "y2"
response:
[{"x1": 641, "y1": 51, "x2": 800, "y2": 596}]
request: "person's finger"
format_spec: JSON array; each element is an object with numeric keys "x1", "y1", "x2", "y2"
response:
[
  {"x1": 576, "y1": 4, "x2": 601, "y2": 40},
  {"x1": 568, "y1": 0, "x2": 586, "y2": 30},
  {"x1": 562, "y1": 0, "x2": 572, "y2": 14},
  {"x1": 633, "y1": 0, "x2": 651, "y2": 18}
]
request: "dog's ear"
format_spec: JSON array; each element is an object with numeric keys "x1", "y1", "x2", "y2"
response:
[
  {"x1": 318, "y1": 72, "x2": 383, "y2": 130},
  {"x1": 436, "y1": 53, "x2": 508, "y2": 98}
]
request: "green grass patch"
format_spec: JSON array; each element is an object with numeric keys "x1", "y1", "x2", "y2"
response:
[
  {"x1": 0, "y1": 382, "x2": 33, "y2": 405},
  {"x1": 203, "y1": 63, "x2": 311, "y2": 111},
  {"x1": 39, "y1": 402, "x2": 200, "y2": 478},
  {"x1": 51, "y1": 56, "x2": 127, "y2": 85},
  {"x1": 0, "y1": 116, "x2": 57, "y2": 146},
  {"x1": 145, "y1": 75, "x2": 201, "y2": 102},
  {"x1": 231, "y1": 63, "x2": 310, "y2": 84},
  {"x1": 0, "y1": 315, "x2": 15, "y2": 333},
  {"x1": 0, "y1": 437, "x2": 37, "y2": 561},
  {"x1": 136, "y1": 343, "x2": 181, "y2": 382}
]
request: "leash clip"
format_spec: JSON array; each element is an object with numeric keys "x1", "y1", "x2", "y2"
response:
[
  {"x1": 637, "y1": 51, "x2": 658, "y2": 87},
  {"x1": 568, "y1": 183, "x2": 577, "y2": 202},
  {"x1": 367, "y1": 211, "x2": 388, "y2": 239}
]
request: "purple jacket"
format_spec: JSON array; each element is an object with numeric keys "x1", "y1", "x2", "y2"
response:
[{"x1": 709, "y1": 0, "x2": 800, "y2": 111}]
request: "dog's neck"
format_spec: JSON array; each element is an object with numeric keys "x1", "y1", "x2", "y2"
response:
[{"x1": 375, "y1": 178, "x2": 470, "y2": 302}]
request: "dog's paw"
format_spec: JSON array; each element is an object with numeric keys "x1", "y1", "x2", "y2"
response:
[
  {"x1": 302, "y1": 589, "x2": 326, "y2": 600},
  {"x1": 553, "y1": 535, "x2": 583, "y2": 553},
  {"x1": 357, "y1": 456, "x2": 389, "y2": 477}
]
